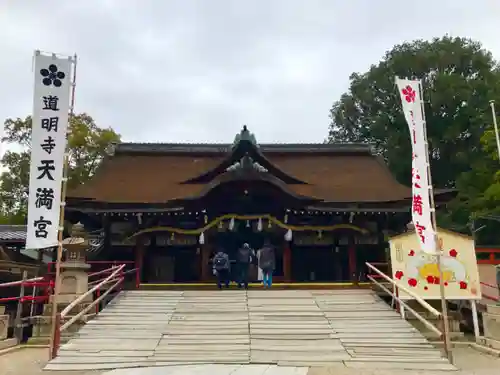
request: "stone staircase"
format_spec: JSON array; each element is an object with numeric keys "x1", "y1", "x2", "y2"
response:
[{"x1": 45, "y1": 289, "x2": 456, "y2": 371}]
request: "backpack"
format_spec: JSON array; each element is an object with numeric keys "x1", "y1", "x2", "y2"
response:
[
  {"x1": 259, "y1": 246, "x2": 275, "y2": 271},
  {"x1": 213, "y1": 253, "x2": 229, "y2": 271},
  {"x1": 237, "y1": 247, "x2": 251, "y2": 263}
]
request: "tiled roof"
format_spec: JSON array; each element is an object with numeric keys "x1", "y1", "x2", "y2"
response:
[
  {"x1": 0, "y1": 225, "x2": 27, "y2": 242},
  {"x1": 68, "y1": 143, "x2": 412, "y2": 204}
]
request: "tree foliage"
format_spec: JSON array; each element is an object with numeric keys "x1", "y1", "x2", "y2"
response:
[
  {"x1": 328, "y1": 36, "x2": 500, "y2": 188},
  {"x1": 328, "y1": 36, "x2": 500, "y2": 243},
  {"x1": 0, "y1": 113, "x2": 120, "y2": 223}
]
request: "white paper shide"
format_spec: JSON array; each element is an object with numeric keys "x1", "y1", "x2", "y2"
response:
[
  {"x1": 395, "y1": 78, "x2": 436, "y2": 254},
  {"x1": 26, "y1": 53, "x2": 72, "y2": 249}
]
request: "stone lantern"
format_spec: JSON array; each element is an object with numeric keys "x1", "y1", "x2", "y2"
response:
[{"x1": 56, "y1": 222, "x2": 91, "y2": 304}]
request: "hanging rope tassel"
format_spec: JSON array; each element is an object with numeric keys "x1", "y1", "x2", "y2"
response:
[
  {"x1": 199, "y1": 232, "x2": 205, "y2": 245},
  {"x1": 229, "y1": 217, "x2": 235, "y2": 231},
  {"x1": 284, "y1": 229, "x2": 293, "y2": 242},
  {"x1": 257, "y1": 218, "x2": 263, "y2": 232}
]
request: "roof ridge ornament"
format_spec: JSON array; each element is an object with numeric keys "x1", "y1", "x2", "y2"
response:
[{"x1": 232, "y1": 125, "x2": 258, "y2": 148}]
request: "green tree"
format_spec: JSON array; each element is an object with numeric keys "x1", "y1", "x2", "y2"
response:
[
  {"x1": 0, "y1": 113, "x2": 120, "y2": 223},
  {"x1": 328, "y1": 36, "x2": 500, "y2": 190}
]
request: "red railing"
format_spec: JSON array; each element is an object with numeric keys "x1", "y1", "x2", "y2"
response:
[
  {"x1": 480, "y1": 281, "x2": 499, "y2": 302},
  {"x1": 1, "y1": 261, "x2": 140, "y2": 347},
  {"x1": 51, "y1": 264, "x2": 138, "y2": 359},
  {"x1": 0, "y1": 273, "x2": 54, "y2": 342},
  {"x1": 46, "y1": 260, "x2": 139, "y2": 288},
  {"x1": 0, "y1": 276, "x2": 53, "y2": 304}
]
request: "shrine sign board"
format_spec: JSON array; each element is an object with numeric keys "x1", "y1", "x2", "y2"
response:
[{"x1": 389, "y1": 228, "x2": 481, "y2": 300}]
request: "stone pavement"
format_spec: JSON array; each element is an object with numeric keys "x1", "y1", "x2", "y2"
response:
[
  {"x1": 4, "y1": 346, "x2": 500, "y2": 375},
  {"x1": 44, "y1": 289, "x2": 456, "y2": 371}
]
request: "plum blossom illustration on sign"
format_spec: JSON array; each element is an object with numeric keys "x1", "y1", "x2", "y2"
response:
[
  {"x1": 40, "y1": 64, "x2": 66, "y2": 87},
  {"x1": 393, "y1": 246, "x2": 468, "y2": 291},
  {"x1": 402, "y1": 85, "x2": 416, "y2": 103}
]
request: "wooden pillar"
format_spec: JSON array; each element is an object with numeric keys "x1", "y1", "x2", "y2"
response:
[
  {"x1": 135, "y1": 235, "x2": 145, "y2": 284},
  {"x1": 348, "y1": 237, "x2": 357, "y2": 284},
  {"x1": 283, "y1": 242, "x2": 291, "y2": 282},
  {"x1": 201, "y1": 245, "x2": 210, "y2": 282}
]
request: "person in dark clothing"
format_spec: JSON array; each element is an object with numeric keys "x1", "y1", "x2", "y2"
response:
[
  {"x1": 236, "y1": 243, "x2": 253, "y2": 289},
  {"x1": 258, "y1": 239, "x2": 276, "y2": 288},
  {"x1": 212, "y1": 249, "x2": 231, "y2": 289}
]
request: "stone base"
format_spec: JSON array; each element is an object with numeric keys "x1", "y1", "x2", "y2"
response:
[
  {"x1": 0, "y1": 315, "x2": 8, "y2": 340},
  {"x1": 28, "y1": 301, "x2": 95, "y2": 344},
  {"x1": 0, "y1": 338, "x2": 17, "y2": 350},
  {"x1": 485, "y1": 337, "x2": 500, "y2": 350},
  {"x1": 483, "y1": 304, "x2": 500, "y2": 347}
]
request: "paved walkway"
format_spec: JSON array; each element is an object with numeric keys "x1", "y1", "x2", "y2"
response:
[{"x1": 45, "y1": 289, "x2": 455, "y2": 371}]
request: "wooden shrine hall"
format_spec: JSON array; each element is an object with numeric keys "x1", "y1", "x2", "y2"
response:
[{"x1": 65, "y1": 126, "x2": 453, "y2": 285}]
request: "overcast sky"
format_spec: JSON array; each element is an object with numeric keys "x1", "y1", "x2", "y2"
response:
[{"x1": 1, "y1": 0, "x2": 500, "y2": 145}]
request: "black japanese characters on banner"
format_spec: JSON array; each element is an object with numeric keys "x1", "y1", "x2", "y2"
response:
[{"x1": 26, "y1": 53, "x2": 72, "y2": 249}]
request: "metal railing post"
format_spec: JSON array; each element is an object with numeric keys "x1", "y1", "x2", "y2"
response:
[
  {"x1": 135, "y1": 263, "x2": 140, "y2": 289},
  {"x1": 96, "y1": 288, "x2": 101, "y2": 314},
  {"x1": 14, "y1": 270, "x2": 27, "y2": 343},
  {"x1": 51, "y1": 313, "x2": 61, "y2": 359}
]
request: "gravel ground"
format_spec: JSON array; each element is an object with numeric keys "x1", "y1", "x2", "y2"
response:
[{"x1": 0, "y1": 346, "x2": 499, "y2": 375}]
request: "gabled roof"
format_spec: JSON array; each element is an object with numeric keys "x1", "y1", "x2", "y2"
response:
[{"x1": 68, "y1": 137, "x2": 414, "y2": 205}]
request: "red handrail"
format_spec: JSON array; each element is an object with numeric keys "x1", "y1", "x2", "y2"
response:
[
  {"x1": 480, "y1": 281, "x2": 499, "y2": 302},
  {"x1": 0, "y1": 277, "x2": 44, "y2": 288}
]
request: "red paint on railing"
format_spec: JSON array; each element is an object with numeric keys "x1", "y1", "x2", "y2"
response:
[{"x1": 51, "y1": 313, "x2": 61, "y2": 359}]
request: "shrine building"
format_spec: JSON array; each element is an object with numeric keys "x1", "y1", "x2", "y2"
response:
[{"x1": 65, "y1": 126, "x2": 453, "y2": 285}]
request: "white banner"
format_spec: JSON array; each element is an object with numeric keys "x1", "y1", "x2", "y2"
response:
[
  {"x1": 26, "y1": 52, "x2": 72, "y2": 249},
  {"x1": 395, "y1": 78, "x2": 436, "y2": 254}
]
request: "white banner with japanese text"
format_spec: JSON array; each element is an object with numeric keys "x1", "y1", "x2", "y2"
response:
[
  {"x1": 395, "y1": 78, "x2": 436, "y2": 254},
  {"x1": 26, "y1": 52, "x2": 72, "y2": 249}
]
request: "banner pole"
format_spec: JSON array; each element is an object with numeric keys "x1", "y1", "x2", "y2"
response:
[
  {"x1": 489, "y1": 100, "x2": 500, "y2": 163},
  {"x1": 417, "y1": 81, "x2": 453, "y2": 363},
  {"x1": 49, "y1": 53, "x2": 77, "y2": 360}
]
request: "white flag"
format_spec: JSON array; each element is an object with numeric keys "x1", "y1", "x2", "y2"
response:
[
  {"x1": 395, "y1": 78, "x2": 436, "y2": 254},
  {"x1": 26, "y1": 52, "x2": 73, "y2": 249}
]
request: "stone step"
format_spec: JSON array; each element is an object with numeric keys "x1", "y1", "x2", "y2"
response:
[
  {"x1": 248, "y1": 306, "x2": 321, "y2": 312},
  {"x1": 164, "y1": 328, "x2": 249, "y2": 335},
  {"x1": 332, "y1": 327, "x2": 417, "y2": 333},
  {"x1": 344, "y1": 360, "x2": 456, "y2": 371},
  {"x1": 349, "y1": 347, "x2": 444, "y2": 357},
  {"x1": 249, "y1": 311, "x2": 324, "y2": 317},
  {"x1": 335, "y1": 332, "x2": 423, "y2": 339},
  {"x1": 249, "y1": 328, "x2": 332, "y2": 335},
  {"x1": 251, "y1": 339, "x2": 341, "y2": 346},
  {"x1": 57, "y1": 350, "x2": 154, "y2": 357},
  {"x1": 159, "y1": 338, "x2": 250, "y2": 345},
  {"x1": 248, "y1": 299, "x2": 316, "y2": 306},
  {"x1": 251, "y1": 334, "x2": 332, "y2": 340},
  {"x1": 341, "y1": 337, "x2": 430, "y2": 344},
  {"x1": 251, "y1": 344, "x2": 345, "y2": 351},
  {"x1": 343, "y1": 342, "x2": 435, "y2": 349},
  {"x1": 324, "y1": 311, "x2": 399, "y2": 318},
  {"x1": 154, "y1": 344, "x2": 249, "y2": 352},
  {"x1": 251, "y1": 350, "x2": 350, "y2": 363},
  {"x1": 46, "y1": 289, "x2": 451, "y2": 371}
]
